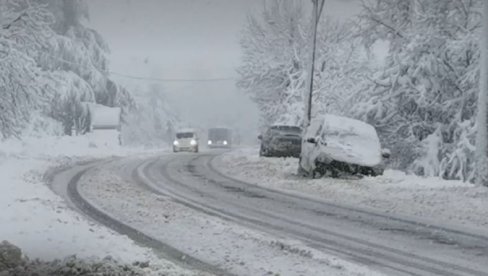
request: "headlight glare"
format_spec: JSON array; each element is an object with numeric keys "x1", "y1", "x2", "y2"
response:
[
  {"x1": 223, "y1": 140, "x2": 228, "y2": 145},
  {"x1": 208, "y1": 140, "x2": 212, "y2": 145},
  {"x1": 190, "y1": 139, "x2": 197, "y2": 146},
  {"x1": 173, "y1": 140, "x2": 179, "y2": 146}
]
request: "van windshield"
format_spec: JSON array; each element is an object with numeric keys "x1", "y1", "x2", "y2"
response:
[
  {"x1": 208, "y1": 128, "x2": 230, "y2": 141},
  {"x1": 176, "y1": 132, "x2": 194, "y2": 139}
]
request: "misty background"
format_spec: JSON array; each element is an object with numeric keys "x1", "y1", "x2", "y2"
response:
[{"x1": 87, "y1": 0, "x2": 361, "y2": 142}]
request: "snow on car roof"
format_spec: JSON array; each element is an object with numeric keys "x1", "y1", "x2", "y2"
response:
[{"x1": 308, "y1": 114, "x2": 382, "y2": 167}]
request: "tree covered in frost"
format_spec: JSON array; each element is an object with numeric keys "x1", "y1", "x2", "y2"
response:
[
  {"x1": 237, "y1": 1, "x2": 308, "y2": 127},
  {"x1": 237, "y1": 0, "x2": 369, "y2": 128},
  {"x1": 354, "y1": 0, "x2": 481, "y2": 181},
  {"x1": 312, "y1": 21, "x2": 371, "y2": 117},
  {"x1": 122, "y1": 83, "x2": 179, "y2": 147},
  {"x1": 38, "y1": 0, "x2": 135, "y2": 134},
  {"x1": 475, "y1": 0, "x2": 488, "y2": 186},
  {"x1": 0, "y1": 0, "x2": 58, "y2": 139},
  {"x1": 0, "y1": 0, "x2": 135, "y2": 138}
]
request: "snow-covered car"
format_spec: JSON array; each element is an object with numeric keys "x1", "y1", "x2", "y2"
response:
[
  {"x1": 208, "y1": 128, "x2": 232, "y2": 148},
  {"x1": 173, "y1": 129, "x2": 199, "y2": 153},
  {"x1": 299, "y1": 115, "x2": 390, "y2": 178},
  {"x1": 258, "y1": 125, "x2": 302, "y2": 158}
]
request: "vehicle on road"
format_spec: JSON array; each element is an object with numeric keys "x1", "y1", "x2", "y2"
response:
[
  {"x1": 258, "y1": 125, "x2": 302, "y2": 158},
  {"x1": 208, "y1": 128, "x2": 232, "y2": 148},
  {"x1": 299, "y1": 114, "x2": 390, "y2": 178},
  {"x1": 173, "y1": 129, "x2": 199, "y2": 153}
]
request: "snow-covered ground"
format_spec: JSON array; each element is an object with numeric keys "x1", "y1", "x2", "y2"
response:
[
  {"x1": 0, "y1": 135, "x2": 203, "y2": 275},
  {"x1": 215, "y1": 148, "x2": 488, "y2": 234},
  {"x1": 77, "y1": 156, "x2": 384, "y2": 276}
]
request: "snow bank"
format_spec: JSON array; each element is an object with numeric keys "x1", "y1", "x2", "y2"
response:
[
  {"x1": 0, "y1": 241, "x2": 155, "y2": 276},
  {"x1": 0, "y1": 136, "x2": 195, "y2": 275},
  {"x1": 216, "y1": 148, "x2": 488, "y2": 233},
  {"x1": 0, "y1": 134, "x2": 138, "y2": 159}
]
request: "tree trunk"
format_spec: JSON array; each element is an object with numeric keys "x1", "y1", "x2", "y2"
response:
[{"x1": 475, "y1": 0, "x2": 488, "y2": 187}]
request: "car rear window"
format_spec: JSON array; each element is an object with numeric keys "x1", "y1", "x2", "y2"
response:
[{"x1": 270, "y1": 126, "x2": 301, "y2": 132}]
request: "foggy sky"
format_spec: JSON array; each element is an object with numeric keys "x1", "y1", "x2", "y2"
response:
[{"x1": 87, "y1": 0, "x2": 361, "y2": 139}]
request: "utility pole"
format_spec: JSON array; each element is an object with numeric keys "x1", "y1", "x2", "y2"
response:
[
  {"x1": 476, "y1": 0, "x2": 488, "y2": 187},
  {"x1": 303, "y1": 0, "x2": 325, "y2": 128}
]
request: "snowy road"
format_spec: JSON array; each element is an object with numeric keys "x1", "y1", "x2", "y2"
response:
[{"x1": 54, "y1": 151, "x2": 488, "y2": 276}]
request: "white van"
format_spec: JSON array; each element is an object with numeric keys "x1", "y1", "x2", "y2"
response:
[{"x1": 173, "y1": 129, "x2": 199, "y2": 153}]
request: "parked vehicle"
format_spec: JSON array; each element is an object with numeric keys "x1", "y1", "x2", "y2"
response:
[
  {"x1": 258, "y1": 125, "x2": 302, "y2": 158},
  {"x1": 299, "y1": 114, "x2": 390, "y2": 178},
  {"x1": 208, "y1": 128, "x2": 232, "y2": 148},
  {"x1": 173, "y1": 129, "x2": 199, "y2": 153}
]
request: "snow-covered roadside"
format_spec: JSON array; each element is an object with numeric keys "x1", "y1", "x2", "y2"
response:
[
  {"x1": 0, "y1": 136, "x2": 202, "y2": 275},
  {"x1": 215, "y1": 148, "x2": 488, "y2": 233}
]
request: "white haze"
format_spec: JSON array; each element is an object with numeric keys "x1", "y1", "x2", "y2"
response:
[{"x1": 87, "y1": 0, "x2": 361, "y2": 143}]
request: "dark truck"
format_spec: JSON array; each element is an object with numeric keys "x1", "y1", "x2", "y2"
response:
[
  {"x1": 258, "y1": 125, "x2": 302, "y2": 158},
  {"x1": 207, "y1": 128, "x2": 232, "y2": 148}
]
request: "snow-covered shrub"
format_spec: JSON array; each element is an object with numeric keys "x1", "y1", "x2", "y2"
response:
[
  {"x1": 0, "y1": 240, "x2": 167, "y2": 276},
  {"x1": 0, "y1": 241, "x2": 22, "y2": 272},
  {"x1": 21, "y1": 112, "x2": 64, "y2": 138}
]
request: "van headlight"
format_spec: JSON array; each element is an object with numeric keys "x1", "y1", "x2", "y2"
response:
[
  {"x1": 173, "y1": 140, "x2": 179, "y2": 146},
  {"x1": 190, "y1": 139, "x2": 197, "y2": 146},
  {"x1": 208, "y1": 140, "x2": 212, "y2": 145},
  {"x1": 223, "y1": 140, "x2": 228, "y2": 145}
]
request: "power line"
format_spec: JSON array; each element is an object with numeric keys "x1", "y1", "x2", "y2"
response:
[
  {"x1": 109, "y1": 71, "x2": 236, "y2": 83},
  {"x1": 42, "y1": 53, "x2": 236, "y2": 83}
]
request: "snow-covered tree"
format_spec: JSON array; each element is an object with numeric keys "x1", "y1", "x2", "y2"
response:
[
  {"x1": 237, "y1": 0, "x2": 369, "y2": 128},
  {"x1": 0, "y1": 0, "x2": 57, "y2": 139},
  {"x1": 37, "y1": 0, "x2": 135, "y2": 134},
  {"x1": 0, "y1": 0, "x2": 135, "y2": 138},
  {"x1": 237, "y1": 0, "x2": 308, "y2": 127},
  {"x1": 122, "y1": 83, "x2": 179, "y2": 147},
  {"x1": 476, "y1": 0, "x2": 488, "y2": 186},
  {"x1": 354, "y1": 0, "x2": 482, "y2": 181},
  {"x1": 312, "y1": 21, "x2": 371, "y2": 117}
]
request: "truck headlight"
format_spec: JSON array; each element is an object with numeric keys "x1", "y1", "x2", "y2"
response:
[
  {"x1": 173, "y1": 140, "x2": 179, "y2": 146},
  {"x1": 190, "y1": 139, "x2": 197, "y2": 146},
  {"x1": 208, "y1": 140, "x2": 212, "y2": 145},
  {"x1": 223, "y1": 140, "x2": 228, "y2": 145}
]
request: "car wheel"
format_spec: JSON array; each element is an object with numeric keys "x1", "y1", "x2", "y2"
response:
[
  {"x1": 259, "y1": 146, "x2": 268, "y2": 157},
  {"x1": 194, "y1": 146, "x2": 199, "y2": 153},
  {"x1": 312, "y1": 169, "x2": 320, "y2": 179},
  {"x1": 330, "y1": 167, "x2": 340, "y2": 178},
  {"x1": 297, "y1": 165, "x2": 310, "y2": 178}
]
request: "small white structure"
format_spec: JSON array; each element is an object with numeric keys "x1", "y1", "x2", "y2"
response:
[
  {"x1": 88, "y1": 104, "x2": 122, "y2": 131},
  {"x1": 86, "y1": 103, "x2": 122, "y2": 146}
]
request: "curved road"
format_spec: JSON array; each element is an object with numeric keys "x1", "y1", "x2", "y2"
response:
[{"x1": 52, "y1": 151, "x2": 488, "y2": 276}]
